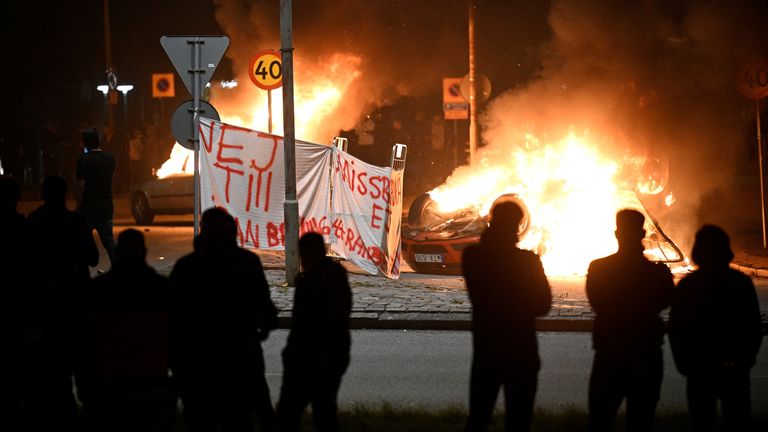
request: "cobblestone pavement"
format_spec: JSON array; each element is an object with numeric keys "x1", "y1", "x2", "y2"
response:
[
  {"x1": 110, "y1": 223, "x2": 766, "y2": 332},
  {"x1": 262, "y1": 265, "x2": 595, "y2": 330}
]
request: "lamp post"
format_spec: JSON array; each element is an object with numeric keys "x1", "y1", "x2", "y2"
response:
[
  {"x1": 117, "y1": 84, "x2": 133, "y2": 123},
  {"x1": 103, "y1": 0, "x2": 115, "y2": 137},
  {"x1": 97, "y1": 85, "x2": 109, "y2": 128}
]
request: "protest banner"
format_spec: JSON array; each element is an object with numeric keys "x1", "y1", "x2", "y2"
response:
[{"x1": 199, "y1": 117, "x2": 402, "y2": 278}]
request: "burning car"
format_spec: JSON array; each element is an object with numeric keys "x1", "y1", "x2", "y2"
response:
[
  {"x1": 402, "y1": 193, "x2": 530, "y2": 274},
  {"x1": 130, "y1": 144, "x2": 194, "y2": 225},
  {"x1": 402, "y1": 190, "x2": 683, "y2": 276},
  {"x1": 401, "y1": 133, "x2": 685, "y2": 276},
  {"x1": 131, "y1": 173, "x2": 193, "y2": 225}
]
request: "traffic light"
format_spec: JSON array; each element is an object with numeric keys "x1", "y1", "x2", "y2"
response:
[{"x1": 152, "y1": 73, "x2": 175, "y2": 98}]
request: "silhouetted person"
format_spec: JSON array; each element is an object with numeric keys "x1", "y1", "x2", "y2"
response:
[
  {"x1": 170, "y1": 207, "x2": 278, "y2": 432},
  {"x1": 462, "y1": 200, "x2": 552, "y2": 432},
  {"x1": 0, "y1": 176, "x2": 28, "y2": 430},
  {"x1": 277, "y1": 232, "x2": 353, "y2": 432},
  {"x1": 77, "y1": 127, "x2": 116, "y2": 264},
  {"x1": 586, "y1": 209, "x2": 674, "y2": 432},
  {"x1": 669, "y1": 225, "x2": 762, "y2": 432},
  {"x1": 24, "y1": 176, "x2": 99, "y2": 431},
  {"x1": 77, "y1": 229, "x2": 174, "y2": 432}
]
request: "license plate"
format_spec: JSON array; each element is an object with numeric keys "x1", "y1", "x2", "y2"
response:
[{"x1": 414, "y1": 253, "x2": 443, "y2": 263}]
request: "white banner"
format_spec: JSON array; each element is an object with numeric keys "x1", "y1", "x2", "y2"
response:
[
  {"x1": 328, "y1": 150, "x2": 402, "y2": 278},
  {"x1": 199, "y1": 118, "x2": 402, "y2": 279}
]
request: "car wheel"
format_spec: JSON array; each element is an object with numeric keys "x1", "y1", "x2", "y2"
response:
[
  {"x1": 131, "y1": 192, "x2": 155, "y2": 225},
  {"x1": 407, "y1": 193, "x2": 442, "y2": 228},
  {"x1": 490, "y1": 193, "x2": 531, "y2": 238}
]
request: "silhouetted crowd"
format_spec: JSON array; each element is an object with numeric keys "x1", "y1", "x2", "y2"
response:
[
  {"x1": 463, "y1": 201, "x2": 763, "y2": 432},
  {"x1": 0, "y1": 173, "x2": 763, "y2": 432}
]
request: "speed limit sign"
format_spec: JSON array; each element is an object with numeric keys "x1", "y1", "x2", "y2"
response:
[
  {"x1": 249, "y1": 50, "x2": 283, "y2": 90},
  {"x1": 738, "y1": 59, "x2": 768, "y2": 99}
]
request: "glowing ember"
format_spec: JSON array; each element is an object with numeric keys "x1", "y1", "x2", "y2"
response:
[
  {"x1": 155, "y1": 53, "x2": 362, "y2": 179},
  {"x1": 665, "y1": 192, "x2": 676, "y2": 207},
  {"x1": 429, "y1": 132, "x2": 678, "y2": 276}
]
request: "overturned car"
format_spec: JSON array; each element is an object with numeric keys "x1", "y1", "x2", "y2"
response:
[{"x1": 401, "y1": 190, "x2": 684, "y2": 276}]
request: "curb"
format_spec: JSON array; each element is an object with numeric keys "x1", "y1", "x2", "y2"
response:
[
  {"x1": 731, "y1": 262, "x2": 768, "y2": 278},
  {"x1": 276, "y1": 314, "x2": 594, "y2": 332}
]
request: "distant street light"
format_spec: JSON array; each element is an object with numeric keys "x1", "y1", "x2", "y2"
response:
[
  {"x1": 117, "y1": 84, "x2": 133, "y2": 122},
  {"x1": 97, "y1": 85, "x2": 109, "y2": 95},
  {"x1": 117, "y1": 84, "x2": 134, "y2": 94}
]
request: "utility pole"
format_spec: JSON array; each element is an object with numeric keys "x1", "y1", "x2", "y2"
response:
[
  {"x1": 281, "y1": 0, "x2": 300, "y2": 285},
  {"x1": 468, "y1": 0, "x2": 478, "y2": 165},
  {"x1": 103, "y1": 0, "x2": 115, "y2": 135}
]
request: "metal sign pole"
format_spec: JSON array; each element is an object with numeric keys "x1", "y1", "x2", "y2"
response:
[
  {"x1": 268, "y1": 89, "x2": 273, "y2": 134},
  {"x1": 281, "y1": 0, "x2": 300, "y2": 285},
  {"x1": 757, "y1": 99, "x2": 766, "y2": 248},
  {"x1": 191, "y1": 37, "x2": 203, "y2": 237}
]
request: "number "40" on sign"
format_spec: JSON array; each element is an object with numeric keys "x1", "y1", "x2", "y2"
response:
[
  {"x1": 738, "y1": 59, "x2": 768, "y2": 100},
  {"x1": 249, "y1": 50, "x2": 283, "y2": 90}
]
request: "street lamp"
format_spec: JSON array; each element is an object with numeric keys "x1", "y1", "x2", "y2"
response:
[
  {"x1": 117, "y1": 84, "x2": 133, "y2": 94},
  {"x1": 117, "y1": 84, "x2": 133, "y2": 122},
  {"x1": 97, "y1": 85, "x2": 110, "y2": 128}
]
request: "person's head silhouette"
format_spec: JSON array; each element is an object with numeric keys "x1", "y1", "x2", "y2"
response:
[
  {"x1": 82, "y1": 127, "x2": 101, "y2": 150},
  {"x1": 116, "y1": 228, "x2": 147, "y2": 265},
  {"x1": 41, "y1": 176, "x2": 68, "y2": 207},
  {"x1": 488, "y1": 200, "x2": 525, "y2": 241},
  {"x1": 199, "y1": 207, "x2": 238, "y2": 250},
  {"x1": 299, "y1": 232, "x2": 326, "y2": 271},
  {"x1": 691, "y1": 224, "x2": 733, "y2": 270},
  {"x1": 615, "y1": 209, "x2": 646, "y2": 252},
  {"x1": 0, "y1": 176, "x2": 21, "y2": 213}
]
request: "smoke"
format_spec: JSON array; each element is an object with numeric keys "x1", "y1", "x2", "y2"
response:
[
  {"x1": 209, "y1": 0, "x2": 768, "y2": 247},
  {"x1": 480, "y1": 0, "x2": 768, "y2": 246},
  {"x1": 211, "y1": 0, "x2": 469, "y2": 142}
]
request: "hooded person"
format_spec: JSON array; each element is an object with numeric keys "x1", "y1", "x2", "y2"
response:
[{"x1": 669, "y1": 225, "x2": 762, "y2": 432}]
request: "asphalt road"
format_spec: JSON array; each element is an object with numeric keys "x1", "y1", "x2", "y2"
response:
[{"x1": 260, "y1": 330, "x2": 768, "y2": 413}]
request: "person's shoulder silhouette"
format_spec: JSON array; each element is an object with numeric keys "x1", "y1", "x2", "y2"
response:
[
  {"x1": 77, "y1": 228, "x2": 173, "y2": 431},
  {"x1": 28, "y1": 176, "x2": 98, "y2": 270},
  {"x1": 462, "y1": 199, "x2": 551, "y2": 432},
  {"x1": 278, "y1": 231, "x2": 352, "y2": 432},
  {"x1": 669, "y1": 224, "x2": 762, "y2": 430},
  {"x1": 170, "y1": 207, "x2": 278, "y2": 431}
]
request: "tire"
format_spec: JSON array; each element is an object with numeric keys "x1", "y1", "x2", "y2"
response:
[
  {"x1": 490, "y1": 193, "x2": 531, "y2": 238},
  {"x1": 131, "y1": 192, "x2": 155, "y2": 225},
  {"x1": 407, "y1": 193, "x2": 439, "y2": 228}
]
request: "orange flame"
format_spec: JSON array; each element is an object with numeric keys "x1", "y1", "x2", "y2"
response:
[
  {"x1": 429, "y1": 132, "x2": 670, "y2": 276},
  {"x1": 156, "y1": 53, "x2": 362, "y2": 179}
]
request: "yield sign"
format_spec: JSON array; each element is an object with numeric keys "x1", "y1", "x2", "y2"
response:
[{"x1": 160, "y1": 35, "x2": 230, "y2": 96}]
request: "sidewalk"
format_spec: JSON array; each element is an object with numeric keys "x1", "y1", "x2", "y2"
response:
[
  {"x1": 731, "y1": 234, "x2": 768, "y2": 278},
  {"x1": 19, "y1": 197, "x2": 768, "y2": 333},
  {"x1": 246, "y1": 236, "x2": 768, "y2": 333}
]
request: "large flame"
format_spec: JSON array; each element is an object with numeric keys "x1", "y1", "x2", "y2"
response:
[
  {"x1": 429, "y1": 131, "x2": 670, "y2": 276},
  {"x1": 156, "y1": 53, "x2": 362, "y2": 179}
]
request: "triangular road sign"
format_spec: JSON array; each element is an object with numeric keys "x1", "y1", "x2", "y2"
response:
[{"x1": 161, "y1": 35, "x2": 230, "y2": 96}]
